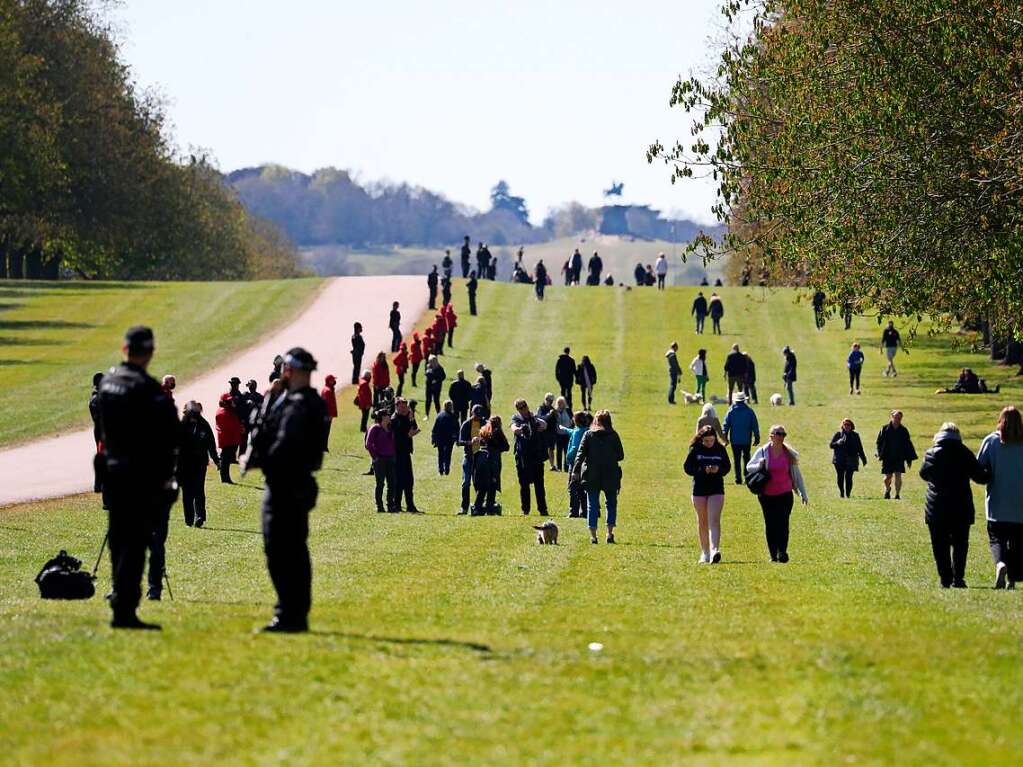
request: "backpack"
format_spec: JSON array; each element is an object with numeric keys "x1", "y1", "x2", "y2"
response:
[{"x1": 35, "y1": 550, "x2": 95, "y2": 600}]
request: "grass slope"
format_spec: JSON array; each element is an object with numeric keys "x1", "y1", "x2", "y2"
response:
[
  {"x1": 0, "y1": 278, "x2": 322, "y2": 446},
  {"x1": 303, "y1": 234, "x2": 725, "y2": 286},
  {"x1": 1, "y1": 282, "x2": 1021, "y2": 766}
]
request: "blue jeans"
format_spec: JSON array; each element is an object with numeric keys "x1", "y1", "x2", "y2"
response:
[
  {"x1": 461, "y1": 454, "x2": 474, "y2": 511},
  {"x1": 587, "y1": 488, "x2": 618, "y2": 529},
  {"x1": 668, "y1": 371, "x2": 679, "y2": 403},
  {"x1": 437, "y1": 442, "x2": 453, "y2": 475}
]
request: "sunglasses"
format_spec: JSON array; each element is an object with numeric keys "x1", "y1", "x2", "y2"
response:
[{"x1": 771, "y1": 431, "x2": 787, "y2": 437}]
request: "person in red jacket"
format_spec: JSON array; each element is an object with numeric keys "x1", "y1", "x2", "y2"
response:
[
  {"x1": 371, "y1": 351, "x2": 390, "y2": 406},
  {"x1": 444, "y1": 304, "x2": 458, "y2": 348},
  {"x1": 215, "y1": 392, "x2": 243, "y2": 483},
  {"x1": 422, "y1": 328, "x2": 435, "y2": 360},
  {"x1": 433, "y1": 312, "x2": 447, "y2": 355},
  {"x1": 410, "y1": 332, "x2": 424, "y2": 387},
  {"x1": 355, "y1": 370, "x2": 373, "y2": 433},
  {"x1": 320, "y1": 374, "x2": 338, "y2": 451},
  {"x1": 393, "y1": 343, "x2": 409, "y2": 397}
]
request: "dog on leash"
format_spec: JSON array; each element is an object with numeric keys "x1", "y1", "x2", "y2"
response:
[
  {"x1": 770, "y1": 393, "x2": 784, "y2": 406},
  {"x1": 534, "y1": 520, "x2": 559, "y2": 545}
]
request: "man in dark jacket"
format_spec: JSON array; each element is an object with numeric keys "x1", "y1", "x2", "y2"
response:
[
  {"x1": 511, "y1": 399, "x2": 549, "y2": 515},
  {"x1": 723, "y1": 344, "x2": 748, "y2": 404},
  {"x1": 388, "y1": 302, "x2": 402, "y2": 353},
  {"x1": 90, "y1": 371, "x2": 104, "y2": 492},
  {"x1": 228, "y1": 376, "x2": 251, "y2": 456},
  {"x1": 441, "y1": 274, "x2": 452, "y2": 305},
  {"x1": 469, "y1": 376, "x2": 490, "y2": 418},
  {"x1": 535, "y1": 260, "x2": 548, "y2": 300},
  {"x1": 555, "y1": 347, "x2": 576, "y2": 408},
  {"x1": 441, "y1": 250, "x2": 453, "y2": 278},
  {"x1": 876, "y1": 410, "x2": 918, "y2": 500},
  {"x1": 350, "y1": 322, "x2": 365, "y2": 385},
  {"x1": 587, "y1": 252, "x2": 603, "y2": 285},
  {"x1": 178, "y1": 401, "x2": 219, "y2": 527},
  {"x1": 460, "y1": 236, "x2": 472, "y2": 278},
  {"x1": 457, "y1": 405, "x2": 486, "y2": 514},
  {"x1": 743, "y1": 353, "x2": 758, "y2": 404},
  {"x1": 666, "y1": 342, "x2": 682, "y2": 405},
  {"x1": 97, "y1": 326, "x2": 179, "y2": 629},
  {"x1": 427, "y1": 265, "x2": 439, "y2": 310},
  {"x1": 243, "y1": 379, "x2": 264, "y2": 427},
  {"x1": 448, "y1": 370, "x2": 472, "y2": 424},
  {"x1": 254, "y1": 347, "x2": 327, "y2": 632},
  {"x1": 467, "y1": 271, "x2": 479, "y2": 315},
  {"x1": 782, "y1": 346, "x2": 798, "y2": 406},
  {"x1": 722, "y1": 393, "x2": 760, "y2": 484},
  {"x1": 570, "y1": 248, "x2": 583, "y2": 284},
  {"x1": 391, "y1": 398, "x2": 422, "y2": 513},
  {"x1": 919, "y1": 423, "x2": 989, "y2": 587},
  {"x1": 692, "y1": 292, "x2": 708, "y2": 334}
]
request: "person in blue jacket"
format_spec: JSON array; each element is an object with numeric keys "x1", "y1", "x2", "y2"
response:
[
  {"x1": 847, "y1": 342, "x2": 865, "y2": 395},
  {"x1": 564, "y1": 410, "x2": 592, "y2": 518},
  {"x1": 722, "y1": 392, "x2": 760, "y2": 484},
  {"x1": 430, "y1": 400, "x2": 460, "y2": 476}
]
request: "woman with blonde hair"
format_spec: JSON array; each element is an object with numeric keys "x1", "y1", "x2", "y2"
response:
[
  {"x1": 977, "y1": 406, "x2": 1023, "y2": 589},
  {"x1": 746, "y1": 424, "x2": 808, "y2": 562},
  {"x1": 573, "y1": 410, "x2": 625, "y2": 544},
  {"x1": 697, "y1": 403, "x2": 727, "y2": 445}
]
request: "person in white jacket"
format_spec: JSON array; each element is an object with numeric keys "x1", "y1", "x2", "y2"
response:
[
  {"x1": 745, "y1": 424, "x2": 809, "y2": 562},
  {"x1": 690, "y1": 349, "x2": 708, "y2": 401},
  {"x1": 655, "y1": 253, "x2": 668, "y2": 290}
]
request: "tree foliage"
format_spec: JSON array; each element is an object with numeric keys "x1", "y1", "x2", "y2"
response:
[
  {"x1": 0, "y1": 0, "x2": 299, "y2": 280},
  {"x1": 650, "y1": 0, "x2": 1023, "y2": 338},
  {"x1": 489, "y1": 180, "x2": 530, "y2": 224}
]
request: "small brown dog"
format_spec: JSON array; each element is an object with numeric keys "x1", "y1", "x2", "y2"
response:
[{"x1": 534, "y1": 520, "x2": 559, "y2": 545}]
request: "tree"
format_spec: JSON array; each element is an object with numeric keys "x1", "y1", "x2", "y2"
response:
[
  {"x1": 650, "y1": 0, "x2": 1023, "y2": 340},
  {"x1": 489, "y1": 180, "x2": 530, "y2": 224}
]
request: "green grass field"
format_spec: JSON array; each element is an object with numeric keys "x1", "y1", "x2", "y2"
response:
[
  {"x1": 302, "y1": 234, "x2": 725, "y2": 286},
  {"x1": 0, "y1": 279, "x2": 322, "y2": 446},
  {"x1": 1, "y1": 281, "x2": 1021, "y2": 765}
]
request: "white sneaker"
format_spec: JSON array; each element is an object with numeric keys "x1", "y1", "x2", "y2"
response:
[
  {"x1": 698, "y1": 552, "x2": 710, "y2": 564},
  {"x1": 711, "y1": 549, "x2": 721, "y2": 564},
  {"x1": 995, "y1": 561, "x2": 1008, "y2": 590}
]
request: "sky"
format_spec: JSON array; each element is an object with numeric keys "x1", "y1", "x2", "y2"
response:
[{"x1": 111, "y1": 0, "x2": 725, "y2": 225}]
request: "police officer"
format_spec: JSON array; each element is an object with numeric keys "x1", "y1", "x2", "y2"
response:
[
  {"x1": 97, "y1": 326, "x2": 179, "y2": 629},
  {"x1": 89, "y1": 371, "x2": 104, "y2": 492},
  {"x1": 427, "y1": 265, "x2": 439, "y2": 310},
  {"x1": 253, "y1": 347, "x2": 327, "y2": 633}
]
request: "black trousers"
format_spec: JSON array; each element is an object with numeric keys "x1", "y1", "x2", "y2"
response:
[
  {"x1": 834, "y1": 464, "x2": 854, "y2": 496},
  {"x1": 390, "y1": 327, "x2": 402, "y2": 352},
  {"x1": 396, "y1": 371, "x2": 405, "y2": 397},
  {"x1": 425, "y1": 386, "x2": 441, "y2": 416},
  {"x1": 447, "y1": 328, "x2": 455, "y2": 348},
  {"x1": 517, "y1": 462, "x2": 548, "y2": 514},
  {"x1": 220, "y1": 445, "x2": 237, "y2": 482},
  {"x1": 758, "y1": 491, "x2": 793, "y2": 559},
  {"x1": 695, "y1": 314, "x2": 705, "y2": 333},
  {"x1": 147, "y1": 505, "x2": 170, "y2": 597},
  {"x1": 461, "y1": 260, "x2": 470, "y2": 278},
  {"x1": 745, "y1": 382, "x2": 758, "y2": 404},
  {"x1": 455, "y1": 404, "x2": 468, "y2": 424},
  {"x1": 988, "y1": 521, "x2": 1023, "y2": 582},
  {"x1": 579, "y1": 385, "x2": 593, "y2": 411},
  {"x1": 106, "y1": 487, "x2": 164, "y2": 617},
  {"x1": 411, "y1": 361, "x2": 420, "y2": 387},
  {"x1": 360, "y1": 407, "x2": 370, "y2": 433},
  {"x1": 429, "y1": 288, "x2": 437, "y2": 310},
  {"x1": 374, "y1": 456, "x2": 397, "y2": 511},
  {"x1": 556, "y1": 434, "x2": 569, "y2": 471},
  {"x1": 469, "y1": 294, "x2": 477, "y2": 315},
  {"x1": 395, "y1": 452, "x2": 416, "y2": 511},
  {"x1": 657, "y1": 274, "x2": 665, "y2": 289},
  {"x1": 928, "y1": 520, "x2": 970, "y2": 586},
  {"x1": 262, "y1": 479, "x2": 316, "y2": 625},
  {"x1": 558, "y1": 381, "x2": 573, "y2": 409},
  {"x1": 180, "y1": 464, "x2": 208, "y2": 526},
  {"x1": 712, "y1": 316, "x2": 722, "y2": 334},
  {"x1": 849, "y1": 367, "x2": 861, "y2": 390},
  {"x1": 437, "y1": 442, "x2": 454, "y2": 475},
  {"x1": 351, "y1": 354, "x2": 363, "y2": 385},
  {"x1": 731, "y1": 443, "x2": 751, "y2": 483}
]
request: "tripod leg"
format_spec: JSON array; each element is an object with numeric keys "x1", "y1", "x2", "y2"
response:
[
  {"x1": 92, "y1": 532, "x2": 109, "y2": 578},
  {"x1": 163, "y1": 568, "x2": 174, "y2": 601}
]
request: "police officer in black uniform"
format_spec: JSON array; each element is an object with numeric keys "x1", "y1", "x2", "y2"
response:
[
  {"x1": 97, "y1": 326, "x2": 179, "y2": 629},
  {"x1": 427, "y1": 265, "x2": 439, "y2": 310},
  {"x1": 251, "y1": 347, "x2": 327, "y2": 633},
  {"x1": 89, "y1": 371, "x2": 104, "y2": 492}
]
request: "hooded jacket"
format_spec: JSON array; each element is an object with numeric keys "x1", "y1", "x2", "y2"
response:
[
  {"x1": 215, "y1": 399, "x2": 243, "y2": 448},
  {"x1": 355, "y1": 380, "x2": 372, "y2": 411},
  {"x1": 723, "y1": 401, "x2": 760, "y2": 446},
  {"x1": 393, "y1": 347, "x2": 409, "y2": 375},
  {"x1": 371, "y1": 358, "x2": 390, "y2": 388},
  {"x1": 919, "y1": 432, "x2": 988, "y2": 525},
  {"x1": 320, "y1": 377, "x2": 338, "y2": 419}
]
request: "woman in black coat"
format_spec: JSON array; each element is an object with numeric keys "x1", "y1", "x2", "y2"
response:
[
  {"x1": 472, "y1": 418, "x2": 510, "y2": 516},
  {"x1": 918, "y1": 422, "x2": 989, "y2": 588},
  {"x1": 683, "y1": 425, "x2": 732, "y2": 563},
  {"x1": 575, "y1": 356, "x2": 598, "y2": 411},
  {"x1": 829, "y1": 418, "x2": 867, "y2": 498},
  {"x1": 574, "y1": 410, "x2": 624, "y2": 544}
]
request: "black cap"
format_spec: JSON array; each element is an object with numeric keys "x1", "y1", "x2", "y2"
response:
[
  {"x1": 92, "y1": 371, "x2": 104, "y2": 387},
  {"x1": 124, "y1": 325, "x2": 154, "y2": 355},
  {"x1": 229, "y1": 376, "x2": 241, "y2": 384},
  {"x1": 284, "y1": 347, "x2": 317, "y2": 371}
]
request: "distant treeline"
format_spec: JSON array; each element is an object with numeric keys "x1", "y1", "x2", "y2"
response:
[
  {"x1": 0, "y1": 0, "x2": 300, "y2": 281},
  {"x1": 229, "y1": 167, "x2": 720, "y2": 249}
]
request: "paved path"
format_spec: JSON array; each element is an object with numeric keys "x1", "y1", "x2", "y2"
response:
[{"x1": 0, "y1": 276, "x2": 428, "y2": 507}]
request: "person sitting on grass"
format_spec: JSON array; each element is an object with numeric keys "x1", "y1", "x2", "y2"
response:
[{"x1": 935, "y1": 368, "x2": 1000, "y2": 394}]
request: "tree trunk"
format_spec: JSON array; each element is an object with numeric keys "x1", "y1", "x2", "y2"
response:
[{"x1": 9, "y1": 251, "x2": 24, "y2": 279}]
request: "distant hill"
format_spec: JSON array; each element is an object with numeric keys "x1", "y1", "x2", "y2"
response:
[{"x1": 226, "y1": 165, "x2": 723, "y2": 250}]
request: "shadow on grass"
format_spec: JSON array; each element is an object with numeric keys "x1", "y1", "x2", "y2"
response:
[
  {"x1": 309, "y1": 630, "x2": 492, "y2": 654},
  {"x1": 0, "y1": 320, "x2": 95, "y2": 330},
  {"x1": 0, "y1": 359, "x2": 32, "y2": 366},
  {"x1": 0, "y1": 281, "x2": 149, "y2": 291},
  {"x1": 200, "y1": 526, "x2": 262, "y2": 535},
  {"x1": 0, "y1": 336, "x2": 67, "y2": 347}
]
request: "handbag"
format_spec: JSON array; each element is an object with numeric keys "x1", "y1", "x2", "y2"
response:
[{"x1": 745, "y1": 452, "x2": 772, "y2": 496}]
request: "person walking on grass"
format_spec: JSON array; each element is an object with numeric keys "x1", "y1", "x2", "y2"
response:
[
  {"x1": 467, "y1": 270, "x2": 479, "y2": 316},
  {"x1": 690, "y1": 348, "x2": 709, "y2": 400},
  {"x1": 919, "y1": 422, "x2": 989, "y2": 588},
  {"x1": 320, "y1": 375, "x2": 338, "y2": 451},
  {"x1": 723, "y1": 393, "x2": 758, "y2": 484},
  {"x1": 475, "y1": 361, "x2": 494, "y2": 402},
  {"x1": 444, "y1": 303, "x2": 457, "y2": 348},
  {"x1": 389, "y1": 301, "x2": 402, "y2": 353},
  {"x1": 812, "y1": 289, "x2": 826, "y2": 330},
  {"x1": 393, "y1": 343, "x2": 409, "y2": 398},
  {"x1": 881, "y1": 320, "x2": 903, "y2": 377},
  {"x1": 535, "y1": 260, "x2": 548, "y2": 300},
  {"x1": 666, "y1": 342, "x2": 682, "y2": 404},
  {"x1": 427, "y1": 265, "x2": 439, "y2": 310},
  {"x1": 448, "y1": 370, "x2": 472, "y2": 424},
  {"x1": 460, "y1": 235, "x2": 471, "y2": 278},
  {"x1": 576, "y1": 355, "x2": 597, "y2": 411},
  {"x1": 431, "y1": 400, "x2": 459, "y2": 476},
  {"x1": 391, "y1": 398, "x2": 422, "y2": 514},
  {"x1": 554, "y1": 396, "x2": 573, "y2": 471},
  {"x1": 356, "y1": 370, "x2": 372, "y2": 433},
  {"x1": 555, "y1": 347, "x2": 577, "y2": 409},
  {"x1": 743, "y1": 352, "x2": 758, "y2": 404},
  {"x1": 424, "y1": 355, "x2": 446, "y2": 418},
  {"x1": 829, "y1": 418, "x2": 867, "y2": 498},
  {"x1": 350, "y1": 322, "x2": 365, "y2": 385},
  {"x1": 574, "y1": 409, "x2": 624, "y2": 544},
  {"x1": 847, "y1": 342, "x2": 865, "y2": 395},
  {"x1": 365, "y1": 410, "x2": 397, "y2": 513},
  {"x1": 565, "y1": 410, "x2": 592, "y2": 518},
  {"x1": 692, "y1": 291, "x2": 708, "y2": 334},
  {"x1": 877, "y1": 410, "x2": 918, "y2": 500},
  {"x1": 655, "y1": 252, "x2": 668, "y2": 290},
  {"x1": 977, "y1": 406, "x2": 1023, "y2": 590},
  {"x1": 708, "y1": 292, "x2": 724, "y2": 334},
  {"x1": 215, "y1": 393, "x2": 242, "y2": 484},
  {"x1": 746, "y1": 425, "x2": 809, "y2": 562},
  {"x1": 442, "y1": 249, "x2": 453, "y2": 279},
  {"x1": 684, "y1": 425, "x2": 731, "y2": 563},
  {"x1": 697, "y1": 403, "x2": 726, "y2": 445},
  {"x1": 178, "y1": 401, "x2": 219, "y2": 529},
  {"x1": 511, "y1": 398, "x2": 549, "y2": 516},
  {"x1": 724, "y1": 343, "x2": 748, "y2": 405},
  {"x1": 457, "y1": 405, "x2": 487, "y2": 515},
  {"x1": 410, "y1": 332, "x2": 424, "y2": 387},
  {"x1": 782, "y1": 346, "x2": 798, "y2": 406}
]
